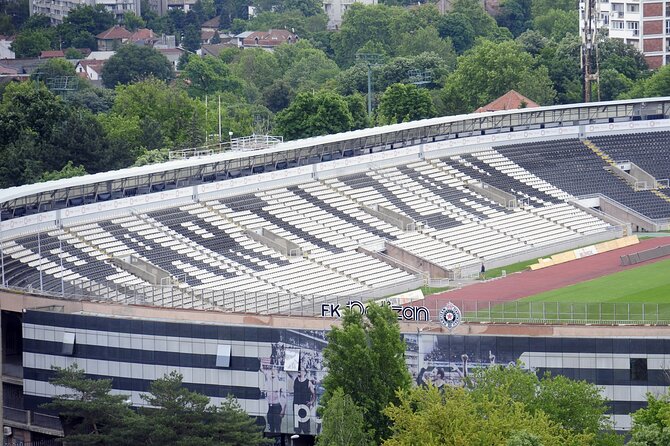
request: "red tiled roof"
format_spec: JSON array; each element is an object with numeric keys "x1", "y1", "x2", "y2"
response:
[
  {"x1": 40, "y1": 50, "x2": 65, "y2": 59},
  {"x1": 129, "y1": 28, "x2": 155, "y2": 42},
  {"x1": 96, "y1": 25, "x2": 132, "y2": 40},
  {"x1": 475, "y1": 90, "x2": 540, "y2": 113},
  {"x1": 201, "y1": 30, "x2": 216, "y2": 41},
  {"x1": 242, "y1": 29, "x2": 298, "y2": 47},
  {"x1": 0, "y1": 64, "x2": 18, "y2": 75},
  {"x1": 77, "y1": 59, "x2": 105, "y2": 72},
  {"x1": 201, "y1": 16, "x2": 220, "y2": 29}
]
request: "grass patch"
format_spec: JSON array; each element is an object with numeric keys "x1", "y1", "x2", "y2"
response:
[
  {"x1": 481, "y1": 259, "x2": 537, "y2": 280},
  {"x1": 469, "y1": 259, "x2": 670, "y2": 323},
  {"x1": 420, "y1": 286, "x2": 450, "y2": 296}
]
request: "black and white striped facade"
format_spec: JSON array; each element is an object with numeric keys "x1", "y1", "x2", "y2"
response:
[{"x1": 21, "y1": 309, "x2": 670, "y2": 433}]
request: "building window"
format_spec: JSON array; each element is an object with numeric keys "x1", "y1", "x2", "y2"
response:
[
  {"x1": 215, "y1": 344, "x2": 231, "y2": 367},
  {"x1": 666, "y1": 20, "x2": 670, "y2": 34},
  {"x1": 630, "y1": 358, "x2": 648, "y2": 382},
  {"x1": 627, "y1": 21, "x2": 639, "y2": 36},
  {"x1": 626, "y1": 3, "x2": 638, "y2": 13},
  {"x1": 611, "y1": 20, "x2": 624, "y2": 29},
  {"x1": 284, "y1": 349, "x2": 300, "y2": 372},
  {"x1": 62, "y1": 332, "x2": 75, "y2": 355}
]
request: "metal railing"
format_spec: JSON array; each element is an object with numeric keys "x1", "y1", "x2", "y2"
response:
[
  {"x1": 2, "y1": 406, "x2": 62, "y2": 433},
  {"x1": 408, "y1": 299, "x2": 670, "y2": 326},
  {"x1": 4, "y1": 278, "x2": 670, "y2": 325}
]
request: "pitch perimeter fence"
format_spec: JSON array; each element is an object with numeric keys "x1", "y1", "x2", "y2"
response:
[{"x1": 4, "y1": 280, "x2": 670, "y2": 325}]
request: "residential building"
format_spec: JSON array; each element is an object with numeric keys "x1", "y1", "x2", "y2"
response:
[
  {"x1": 579, "y1": 0, "x2": 670, "y2": 68},
  {"x1": 236, "y1": 29, "x2": 298, "y2": 50},
  {"x1": 146, "y1": 0, "x2": 196, "y2": 16},
  {"x1": 0, "y1": 36, "x2": 15, "y2": 59},
  {"x1": 96, "y1": 25, "x2": 133, "y2": 51},
  {"x1": 39, "y1": 50, "x2": 65, "y2": 59},
  {"x1": 28, "y1": 0, "x2": 140, "y2": 24},
  {"x1": 75, "y1": 58, "x2": 105, "y2": 81},
  {"x1": 323, "y1": 0, "x2": 377, "y2": 30}
]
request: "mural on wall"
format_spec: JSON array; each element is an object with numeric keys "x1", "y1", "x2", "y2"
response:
[
  {"x1": 258, "y1": 330, "x2": 328, "y2": 436},
  {"x1": 255, "y1": 330, "x2": 519, "y2": 435}
]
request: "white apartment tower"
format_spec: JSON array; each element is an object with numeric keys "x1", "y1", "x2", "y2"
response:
[
  {"x1": 323, "y1": 0, "x2": 377, "y2": 30},
  {"x1": 580, "y1": 0, "x2": 670, "y2": 68},
  {"x1": 29, "y1": 0, "x2": 140, "y2": 25}
]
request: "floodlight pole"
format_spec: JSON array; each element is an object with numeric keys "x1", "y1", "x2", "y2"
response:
[
  {"x1": 367, "y1": 66, "x2": 372, "y2": 116},
  {"x1": 356, "y1": 53, "x2": 383, "y2": 117}
]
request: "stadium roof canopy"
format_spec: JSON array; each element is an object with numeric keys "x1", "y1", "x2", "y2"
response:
[{"x1": 2, "y1": 97, "x2": 669, "y2": 219}]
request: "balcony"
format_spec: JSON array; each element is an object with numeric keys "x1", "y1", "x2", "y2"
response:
[{"x1": 3, "y1": 406, "x2": 63, "y2": 436}]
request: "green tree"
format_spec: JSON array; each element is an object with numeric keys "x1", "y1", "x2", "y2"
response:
[
  {"x1": 10, "y1": 29, "x2": 52, "y2": 57},
  {"x1": 516, "y1": 30, "x2": 548, "y2": 56},
  {"x1": 39, "y1": 161, "x2": 88, "y2": 182},
  {"x1": 496, "y1": 0, "x2": 532, "y2": 37},
  {"x1": 383, "y1": 385, "x2": 582, "y2": 446},
  {"x1": 102, "y1": 45, "x2": 174, "y2": 87},
  {"x1": 98, "y1": 112, "x2": 144, "y2": 166},
  {"x1": 282, "y1": 48, "x2": 340, "y2": 92},
  {"x1": 321, "y1": 303, "x2": 411, "y2": 444},
  {"x1": 378, "y1": 83, "x2": 435, "y2": 124},
  {"x1": 623, "y1": 63, "x2": 670, "y2": 98},
  {"x1": 442, "y1": 39, "x2": 555, "y2": 114},
  {"x1": 599, "y1": 68, "x2": 634, "y2": 101},
  {"x1": 469, "y1": 364, "x2": 621, "y2": 446},
  {"x1": 317, "y1": 388, "x2": 371, "y2": 446},
  {"x1": 331, "y1": 4, "x2": 407, "y2": 66},
  {"x1": 42, "y1": 364, "x2": 136, "y2": 445},
  {"x1": 438, "y1": 12, "x2": 475, "y2": 54},
  {"x1": 133, "y1": 371, "x2": 270, "y2": 446},
  {"x1": 628, "y1": 391, "x2": 670, "y2": 446},
  {"x1": 31, "y1": 58, "x2": 77, "y2": 83},
  {"x1": 181, "y1": 55, "x2": 245, "y2": 97},
  {"x1": 123, "y1": 12, "x2": 146, "y2": 31},
  {"x1": 65, "y1": 87, "x2": 116, "y2": 114},
  {"x1": 599, "y1": 38, "x2": 648, "y2": 80},
  {"x1": 531, "y1": 0, "x2": 573, "y2": 18},
  {"x1": 538, "y1": 34, "x2": 582, "y2": 103},
  {"x1": 112, "y1": 78, "x2": 204, "y2": 148},
  {"x1": 21, "y1": 13, "x2": 52, "y2": 30},
  {"x1": 532, "y1": 9, "x2": 578, "y2": 42},
  {"x1": 182, "y1": 24, "x2": 201, "y2": 52},
  {"x1": 396, "y1": 26, "x2": 456, "y2": 67},
  {"x1": 231, "y1": 49, "x2": 280, "y2": 91},
  {"x1": 274, "y1": 90, "x2": 353, "y2": 140},
  {"x1": 345, "y1": 93, "x2": 369, "y2": 130}
]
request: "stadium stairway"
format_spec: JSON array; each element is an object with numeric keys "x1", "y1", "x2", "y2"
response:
[
  {"x1": 585, "y1": 139, "x2": 670, "y2": 205},
  {"x1": 583, "y1": 139, "x2": 617, "y2": 168}
]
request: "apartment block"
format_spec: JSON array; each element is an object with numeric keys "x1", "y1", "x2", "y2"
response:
[
  {"x1": 580, "y1": 0, "x2": 670, "y2": 68},
  {"x1": 29, "y1": 0, "x2": 141, "y2": 25}
]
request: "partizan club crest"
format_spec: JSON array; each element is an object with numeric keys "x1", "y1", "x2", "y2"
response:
[{"x1": 439, "y1": 302, "x2": 462, "y2": 330}]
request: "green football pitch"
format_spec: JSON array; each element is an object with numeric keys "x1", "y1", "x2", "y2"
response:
[{"x1": 467, "y1": 258, "x2": 670, "y2": 324}]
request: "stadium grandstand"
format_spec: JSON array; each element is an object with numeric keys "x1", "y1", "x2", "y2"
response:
[{"x1": 2, "y1": 97, "x2": 670, "y2": 444}]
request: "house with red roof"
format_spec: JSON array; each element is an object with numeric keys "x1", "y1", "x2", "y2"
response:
[
  {"x1": 240, "y1": 29, "x2": 298, "y2": 50},
  {"x1": 475, "y1": 90, "x2": 540, "y2": 113},
  {"x1": 96, "y1": 25, "x2": 132, "y2": 51},
  {"x1": 39, "y1": 50, "x2": 65, "y2": 59},
  {"x1": 75, "y1": 59, "x2": 106, "y2": 81}
]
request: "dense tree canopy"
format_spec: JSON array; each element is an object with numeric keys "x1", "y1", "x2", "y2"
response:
[
  {"x1": 442, "y1": 39, "x2": 556, "y2": 114},
  {"x1": 274, "y1": 90, "x2": 353, "y2": 140},
  {"x1": 378, "y1": 83, "x2": 436, "y2": 124},
  {"x1": 44, "y1": 366, "x2": 269, "y2": 446},
  {"x1": 102, "y1": 45, "x2": 174, "y2": 88}
]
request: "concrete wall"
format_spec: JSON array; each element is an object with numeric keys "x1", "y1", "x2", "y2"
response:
[{"x1": 385, "y1": 242, "x2": 455, "y2": 279}]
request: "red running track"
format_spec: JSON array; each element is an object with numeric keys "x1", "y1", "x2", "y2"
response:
[{"x1": 422, "y1": 238, "x2": 670, "y2": 311}]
